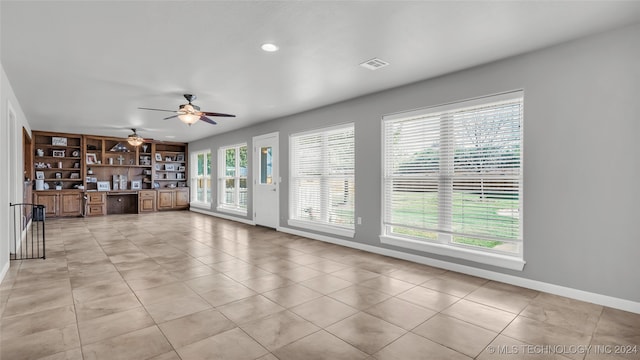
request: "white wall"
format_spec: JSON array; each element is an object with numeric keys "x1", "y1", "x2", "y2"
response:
[
  {"x1": 0, "y1": 64, "x2": 31, "y2": 283},
  {"x1": 191, "y1": 23, "x2": 640, "y2": 308}
]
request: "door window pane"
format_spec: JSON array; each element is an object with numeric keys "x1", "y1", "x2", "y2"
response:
[{"x1": 260, "y1": 146, "x2": 273, "y2": 184}]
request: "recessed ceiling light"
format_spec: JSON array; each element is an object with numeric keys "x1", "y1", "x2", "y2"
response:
[
  {"x1": 261, "y1": 43, "x2": 279, "y2": 52},
  {"x1": 360, "y1": 58, "x2": 390, "y2": 70}
]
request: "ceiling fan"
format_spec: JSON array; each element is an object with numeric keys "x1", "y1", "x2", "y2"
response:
[
  {"x1": 126, "y1": 128, "x2": 152, "y2": 146},
  {"x1": 139, "y1": 94, "x2": 235, "y2": 125}
]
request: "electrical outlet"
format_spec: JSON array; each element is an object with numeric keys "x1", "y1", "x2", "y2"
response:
[{"x1": 357, "y1": 217, "x2": 362, "y2": 225}]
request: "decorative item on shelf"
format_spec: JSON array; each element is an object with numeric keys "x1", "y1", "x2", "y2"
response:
[
  {"x1": 110, "y1": 143, "x2": 130, "y2": 152},
  {"x1": 113, "y1": 174, "x2": 128, "y2": 190},
  {"x1": 58, "y1": 161, "x2": 63, "y2": 168},
  {"x1": 36, "y1": 149, "x2": 44, "y2": 157},
  {"x1": 153, "y1": 182, "x2": 160, "y2": 189},
  {"x1": 70, "y1": 173, "x2": 80, "y2": 179},
  {"x1": 176, "y1": 154, "x2": 184, "y2": 162},
  {"x1": 35, "y1": 171, "x2": 45, "y2": 180},
  {"x1": 165, "y1": 156, "x2": 173, "y2": 162},
  {"x1": 52, "y1": 137, "x2": 67, "y2": 146},
  {"x1": 155, "y1": 153, "x2": 162, "y2": 161},
  {"x1": 55, "y1": 172, "x2": 62, "y2": 179},
  {"x1": 143, "y1": 169, "x2": 152, "y2": 175},
  {"x1": 177, "y1": 173, "x2": 184, "y2": 180},
  {"x1": 52, "y1": 150, "x2": 65, "y2": 157},
  {"x1": 154, "y1": 164, "x2": 161, "y2": 170},
  {"x1": 165, "y1": 164, "x2": 175, "y2": 171},
  {"x1": 97, "y1": 181, "x2": 110, "y2": 191},
  {"x1": 116, "y1": 155, "x2": 126, "y2": 165},
  {"x1": 35, "y1": 179, "x2": 45, "y2": 190},
  {"x1": 178, "y1": 182, "x2": 187, "y2": 187},
  {"x1": 142, "y1": 144, "x2": 149, "y2": 153},
  {"x1": 71, "y1": 150, "x2": 80, "y2": 157},
  {"x1": 87, "y1": 167, "x2": 93, "y2": 175},
  {"x1": 108, "y1": 158, "x2": 114, "y2": 165},
  {"x1": 178, "y1": 166, "x2": 185, "y2": 171},
  {"x1": 35, "y1": 162, "x2": 47, "y2": 169},
  {"x1": 86, "y1": 153, "x2": 97, "y2": 165},
  {"x1": 54, "y1": 181, "x2": 63, "y2": 190},
  {"x1": 74, "y1": 162, "x2": 80, "y2": 168},
  {"x1": 167, "y1": 183, "x2": 176, "y2": 188},
  {"x1": 131, "y1": 180, "x2": 142, "y2": 190},
  {"x1": 74, "y1": 184, "x2": 84, "y2": 190}
]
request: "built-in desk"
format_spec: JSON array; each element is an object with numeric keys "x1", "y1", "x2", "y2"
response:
[{"x1": 106, "y1": 191, "x2": 138, "y2": 214}]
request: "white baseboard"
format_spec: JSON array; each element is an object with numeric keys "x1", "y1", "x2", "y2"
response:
[
  {"x1": 278, "y1": 226, "x2": 640, "y2": 314},
  {"x1": 190, "y1": 207, "x2": 256, "y2": 226}
]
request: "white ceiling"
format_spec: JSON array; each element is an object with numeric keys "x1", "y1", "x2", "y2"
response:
[{"x1": 2, "y1": 1, "x2": 639, "y2": 142}]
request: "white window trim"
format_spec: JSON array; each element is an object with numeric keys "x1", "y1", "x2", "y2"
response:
[
  {"x1": 217, "y1": 143, "x2": 248, "y2": 215},
  {"x1": 190, "y1": 149, "x2": 211, "y2": 207},
  {"x1": 289, "y1": 123, "x2": 355, "y2": 236},
  {"x1": 381, "y1": 91, "x2": 524, "y2": 271}
]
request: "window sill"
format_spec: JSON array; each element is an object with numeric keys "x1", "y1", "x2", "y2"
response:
[
  {"x1": 216, "y1": 206, "x2": 247, "y2": 217},
  {"x1": 379, "y1": 235, "x2": 525, "y2": 271},
  {"x1": 288, "y1": 219, "x2": 355, "y2": 238}
]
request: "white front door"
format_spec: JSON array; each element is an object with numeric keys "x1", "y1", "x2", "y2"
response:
[{"x1": 253, "y1": 132, "x2": 279, "y2": 228}]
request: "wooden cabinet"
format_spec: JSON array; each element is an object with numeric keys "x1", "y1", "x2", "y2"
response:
[
  {"x1": 33, "y1": 190, "x2": 82, "y2": 217},
  {"x1": 138, "y1": 190, "x2": 156, "y2": 213},
  {"x1": 31, "y1": 131, "x2": 191, "y2": 216},
  {"x1": 157, "y1": 188, "x2": 189, "y2": 210},
  {"x1": 153, "y1": 143, "x2": 188, "y2": 189},
  {"x1": 86, "y1": 192, "x2": 106, "y2": 216},
  {"x1": 32, "y1": 131, "x2": 84, "y2": 191}
]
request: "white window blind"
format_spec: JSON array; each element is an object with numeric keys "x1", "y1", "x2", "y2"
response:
[
  {"x1": 217, "y1": 144, "x2": 247, "y2": 213},
  {"x1": 290, "y1": 124, "x2": 355, "y2": 233},
  {"x1": 383, "y1": 92, "x2": 523, "y2": 257}
]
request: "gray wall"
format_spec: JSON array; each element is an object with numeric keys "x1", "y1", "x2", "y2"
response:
[
  {"x1": 0, "y1": 64, "x2": 31, "y2": 282},
  {"x1": 190, "y1": 23, "x2": 640, "y2": 303}
]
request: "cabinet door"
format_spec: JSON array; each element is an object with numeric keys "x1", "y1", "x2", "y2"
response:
[
  {"x1": 174, "y1": 189, "x2": 189, "y2": 209},
  {"x1": 35, "y1": 193, "x2": 58, "y2": 217},
  {"x1": 157, "y1": 190, "x2": 174, "y2": 210},
  {"x1": 60, "y1": 193, "x2": 82, "y2": 217},
  {"x1": 138, "y1": 190, "x2": 156, "y2": 212}
]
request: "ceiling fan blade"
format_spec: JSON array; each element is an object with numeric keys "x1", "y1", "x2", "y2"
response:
[
  {"x1": 201, "y1": 111, "x2": 236, "y2": 117},
  {"x1": 138, "y1": 107, "x2": 176, "y2": 113},
  {"x1": 163, "y1": 115, "x2": 179, "y2": 120},
  {"x1": 199, "y1": 116, "x2": 217, "y2": 125}
]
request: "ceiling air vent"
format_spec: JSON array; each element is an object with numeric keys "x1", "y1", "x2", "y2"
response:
[{"x1": 360, "y1": 58, "x2": 390, "y2": 70}]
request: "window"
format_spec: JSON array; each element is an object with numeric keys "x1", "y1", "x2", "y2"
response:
[
  {"x1": 217, "y1": 144, "x2": 248, "y2": 214},
  {"x1": 381, "y1": 92, "x2": 524, "y2": 270},
  {"x1": 289, "y1": 124, "x2": 355, "y2": 237},
  {"x1": 191, "y1": 150, "x2": 212, "y2": 205}
]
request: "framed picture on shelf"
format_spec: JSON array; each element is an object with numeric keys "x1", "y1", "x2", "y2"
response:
[
  {"x1": 51, "y1": 137, "x2": 67, "y2": 146},
  {"x1": 177, "y1": 166, "x2": 185, "y2": 171},
  {"x1": 73, "y1": 162, "x2": 80, "y2": 168},
  {"x1": 176, "y1": 154, "x2": 184, "y2": 162},
  {"x1": 52, "y1": 150, "x2": 65, "y2": 157},
  {"x1": 154, "y1": 164, "x2": 161, "y2": 170},
  {"x1": 164, "y1": 164, "x2": 175, "y2": 171},
  {"x1": 97, "y1": 181, "x2": 110, "y2": 191},
  {"x1": 86, "y1": 153, "x2": 97, "y2": 164},
  {"x1": 55, "y1": 172, "x2": 62, "y2": 179},
  {"x1": 70, "y1": 173, "x2": 80, "y2": 179},
  {"x1": 35, "y1": 171, "x2": 45, "y2": 180},
  {"x1": 155, "y1": 153, "x2": 162, "y2": 161},
  {"x1": 131, "y1": 180, "x2": 142, "y2": 190}
]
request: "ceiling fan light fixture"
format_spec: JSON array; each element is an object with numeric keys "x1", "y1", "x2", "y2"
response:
[
  {"x1": 127, "y1": 129, "x2": 144, "y2": 146},
  {"x1": 178, "y1": 113, "x2": 200, "y2": 125},
  {"x1": 127, "y1": 133, "x2": 144, "y2": 147}
]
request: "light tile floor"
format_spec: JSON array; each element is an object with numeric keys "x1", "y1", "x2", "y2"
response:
[{"x1": 0, "y1": 212, "x2": 638, "y2": 360}]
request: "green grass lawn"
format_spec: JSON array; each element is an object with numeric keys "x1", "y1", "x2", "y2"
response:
[{"x1": 390, "y1": 191, "x2": 519, "y2": 250}]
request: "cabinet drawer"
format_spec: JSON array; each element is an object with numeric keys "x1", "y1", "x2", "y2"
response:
[
  {"x1": 87, "y1": 205, "x2": 105, "y2": 216},
  {"x1": 87, "y1": 192, "x2": 105, "y2": 204},
  {"x1": 139, "y1": 191, "x2": 155, "y2": 200}
]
